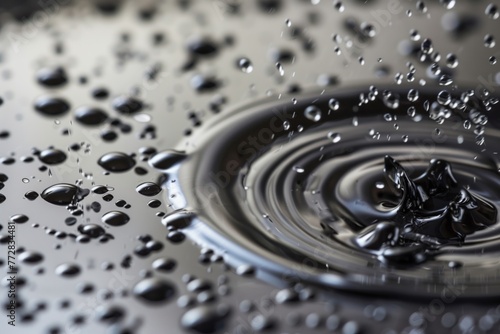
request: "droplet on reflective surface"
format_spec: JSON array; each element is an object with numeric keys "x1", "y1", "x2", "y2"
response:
[
  {"x1": 236, "y1": 57, "x2": 253, "y2": 73},
  {"x1": 35, "y1": 96, "x2": 70, "y2": 116},
  {"x1": 485, "y1": 3, "x2": 499, "y2": 19},
  {"x1": 333, "y1": 0, "x2": 344, "y2": 12},
  {"x1": 327, "y1": 131, "x2": 341, "y2": 143},
  {"x1": 98, "y1": 152, "x2": 136, "y2": 172},
  {"x1": 133, "y1": 277, "x2": 175, "y2": 304},
  {"x1": 37, "y1": 67, "x2": 68, "y2": 87},
  {"x1": 407, "y1": 89, "x2": 419, "y2": 102},
  {"x1": 421, "y1": 38, "x2": 433, "y2": 54},
  {"x1": 55, "y1": 263, "x2": 81, "y2": 278},
  {"x1": 39, "y1": 148, "x2": 67, "y2": 165},
  {"x1": 41, "y1": 183, "x2": 86, "y2": 206},
  {"x1": 446, "y1": 53, "x2": 458, "y2": 68},
  {"x1": 440, "y1": 0, "x2": 455, "y2": 10},
  {"x1": 276, "y1": 62, "x2": 284, "y2": 76},
  {"x1": 101, "y1": 211, "x2": 130, "y2": 226},
  {"x1": 149, "y1": 150, "x2": 186, "y2": 171},
  {"x1": 75, "y1": 106, "x2": 109, "y2": 126},
  {"x1": 19, "y1": 251, "x2": 44, "y2": 264},
  {"x1": 136, "y1": 182, "x2": 162, "y2": 196},
  {"x1": 304, "y1": 105, "x2": 322, "y2": 122},
  {"x1": 112, "y1": 95, "x2": 144, "y2": 114},
  {"x1": 484, "y1": 34, "x2": 496, "y2": 48}
]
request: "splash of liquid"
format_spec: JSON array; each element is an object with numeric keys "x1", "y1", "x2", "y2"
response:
[{"x1": 355, "y1": 156, "x2": 497, "y2": 265}]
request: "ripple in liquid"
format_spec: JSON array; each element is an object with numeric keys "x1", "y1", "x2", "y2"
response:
[{"x1": 151, "y1": 87, "x2": 500, "y2": 297}]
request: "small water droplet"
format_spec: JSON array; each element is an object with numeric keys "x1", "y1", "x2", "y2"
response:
[
  {"x1": 446, "y1": 53, "x2": 458, "y2": 68},
  {"x1": 421, "y1": 38, "x2": 433, "y2": 55},
  {"x1": 327, "y1": 132, "x2": 341, "y2": 143},
  {"x1": 236, "y1": 57, "x2": 253, "y2": 73},
  {"x1": 484, "y1": 34, "x2": 496, "y2": 48},
  {"x1": 304, "y1": 105, "x2": 322, "y2": 122},
  {"x1": 407, "y1": 89, "x2": 419, "y2": 102},
  {"x1": 276, "y1": 62, "x2": 284, "y2": 76},
  {"x1": 485, "y1": 3, "x2": 499, "y2": 19},
  {"x1": 333, "y1": 0, "x2": 344, "y2": 12},
  {"x1": 328, "y1": 98, "x2": 339, "y2": 111}
]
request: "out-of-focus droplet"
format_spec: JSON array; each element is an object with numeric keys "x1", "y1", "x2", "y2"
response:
[{"x1": 237, "y1": 57, "x2": 253, "y2": 73}]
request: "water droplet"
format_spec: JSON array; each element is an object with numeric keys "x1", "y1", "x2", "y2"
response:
[
  {"x1": 55, "y1": 263, "x2": 81, "y2": 278},
  {"x1": 439, "y1": 74, "x2": 453, "y2": 86},
  {"x1": 181, "y1": 304, "x2": 230, "y2": 333},
  {"x1": 187, "y1": 37, "x2": 218, "y2": 56},
  {"x1": 440, "y1": 0, "x2": 455, "y2": 10},
  {"x1": 136, "y1": 182, "x2": 162, "y2": 196},
  {"x1": 328, "y1": 98, "x2": 339, "y2": 111},
  {"x1": 446, "y1": 53, "x2": 458, "y2": 68},
  {"x1": 416, "y1": 0, "x2": 428, "y2": 13},
  {"x1": 410, "y1": 29, "x2": 421, "y2": 41},
  {"x1": 112, "y1": 95, "x2": 144, "y2": 114},
  {"x1": 489, "y1": 56, "x2": 497, "y2": 65},
  {"x1": 276, "y1": 62, "x2": 284, "y2": 76},
  {"x1": 98, "y1": 152, "x2": 135, "y2": 172},
  {"x1": 35, "y1": 96, "x2": 70, "y2": 116},
  {"x1": 485, "y1": 3, "x2": 499, "y2": 19},
  {"x1": 41, "y1": 184, "x2": 88, "y2": 206},
  {"x1": 304, "y1": 105, "x2": 322, "y2": 122},
  {"x1": 236, "y1": 57, "x2": 253, "y2": 73},
  {"x1": 152, "y1": 258, "x2": 177, "y2": 272},
  {"x1": 133, "y1": 277, "x2": 175, "y2": 304},
  {"x1": 149, "y1": 150, "x2": 186, "y2": 171},
  {"x1": 437, "y1": 90, "x2": 452, "y2": 106},
  {"x1": 10, "y1": 214, "x2": 29, "y2": 223},
  {"x1": 421, "y1": 38, "x2": 433, "y2": 55},
  {"x1": 484, "y1": 34, "x2": 496, "y2": 48},
  {"x1": 407, "y1": 89, "x2": 419, "y2": 102},
  {"x1": 37, "y1": 67, "x2": 68, "y2": 87},
  {"x1": 102, "y1": 211, "x2": 130, "y2": 226},
  {"x1": 360, "y1": 22, "x2": 376, "y2": 38},
  {"x1": 333, "y1": 0, "x2": 344, "y2": 12},
  {"x1": 293, "y1": 166, "x2": 305, "y2": 173},
  {"x1": 327, "y1": 131, "x2": 341, "y2": 143},
  {"x1": 75, "y1": 107, "x2": 109, "y2": 126},
  {"x1": 39, "y1": 148, "x2": 67, "y2": 165},
  {"x1": 19, "y1": 251, "x2": 44, "y2": 264}
]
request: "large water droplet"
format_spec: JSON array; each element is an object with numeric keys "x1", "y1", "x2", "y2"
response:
[
  {"x1": 55, "y1": 263, "x2": 81, "y2": 278},
  {"x1": 39, "y1": 148, "x2": 67, "y2": 165},
  {"x1": 75, "y1": 106, "x2": 109, "y2": 126},
  {"x1": 101, "y1": 211, "x2": 130, "y2": 226},
  {"x1": 41, "y1": 183, "x2": 82, "y2": 206},
  {"x1": 98, "y1": 152, "x2": 136, "y2": 172},
  {"x1": 136, "y1": 182, "x2": 162, "y2": 196},
  {"x1": 112, "y1": 95, "x2": 144, "y2": 115},
  {"x1": 35, "y1": 96, "x2": 70, "y2": 116},
  {"x1": 133, "y1": 277, "x2": 175, "y2": 304},
  {"x1": 181, "y1": 304, "x2": 230, "y2": 333},
  {"x1": 37, "y1": 67, "x2": 68, "y2": 87}
]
